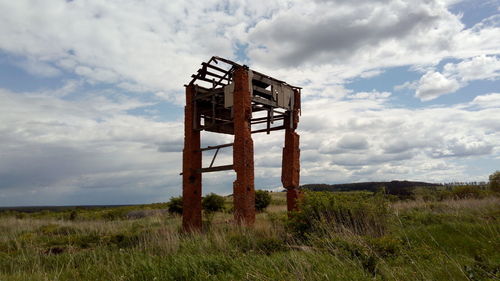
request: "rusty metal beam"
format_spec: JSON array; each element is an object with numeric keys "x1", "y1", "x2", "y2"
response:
[
  {"x1": 198, "y1": 164, "x2": 234, "y2": 173},
  {"x1": 199, "y1": 143, "x2": 234, "y2": 152}
]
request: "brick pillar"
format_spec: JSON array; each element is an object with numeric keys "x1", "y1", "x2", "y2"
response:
[
  {"x1": 182, "y1": 84, "x2": 202, "y2": 231},
  {"x1": 232, "y1": 66, "x2": 256, "y2": 225},
  {"x1": 282, "y1": 90, "x2": 301, "y2": 212}
]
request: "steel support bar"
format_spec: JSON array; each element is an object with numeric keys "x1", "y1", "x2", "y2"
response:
[
  {"x1": 209, "y1": 148, "x2": 220, "y2": 168},
  {"x1": 200, "y1": 143, "x2": 234, "y2": 152},
  {"x1": 198, "y1": 164, "x2": 234, "y2": 173}
]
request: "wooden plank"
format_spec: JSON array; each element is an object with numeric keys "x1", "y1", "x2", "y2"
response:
[
  {"x1": 194, "y1": 84, "x2": 223, "y2": 93},
  {"x1": 198, "y1": 164, "x2": 234, "y2": 173},
  {"x1": 202, "y1": 62, "x2": 228, "y2": 74},
  {"x1": 252, "y1": 96, "x2": 277, "y2": 107},
  {"x1": 194, "y1": 89, "x2": 224, "y2": 101},
  {"x1": 213, "y1": 56, "x2": 241, "y2": 66},
  {"x1": 251, "y1": 114, "x2": 284, "y2": 122},
  {"x1": 251, "y1": 125, "x2": 285, "y2": 134},
  {"x1": 252, "y1": 85, "x2": 272, "y2": 96},
  {"x1": 191, "y1": 75, "x2": 226, "y2": 87},
  {"x1": 203, "y1": 70, "x2": 230, "y2": 81},
  {"x1": 251, "y1": 116, "x2": 284, "y2": 125},
  {"x1": 252, "y1": 73, "x2": 275, "y2": 86},
  {"x1": 251, "y1": 119, "x2": 283, "y2": 125},
  {"x1": 201, "y1": 115, "x2": 233, "y2": 123},
  {"x1": 266, "y1": 108, "x2": 271, "y2": 134}
]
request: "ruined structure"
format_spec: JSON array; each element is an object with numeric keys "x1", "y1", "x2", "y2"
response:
[{"x1": 182, "y1": 57, "x2": 301, "y2": 231}]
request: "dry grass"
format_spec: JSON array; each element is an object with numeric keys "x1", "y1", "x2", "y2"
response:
[
  {"x1": 1, "y1": 194, "x2": 499, "y2": 281},
  {"x1": 391, "y1": 196, "x2": 500, "y2": 212}
]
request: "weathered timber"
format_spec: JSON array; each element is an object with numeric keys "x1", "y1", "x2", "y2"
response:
[{"x1": 251, "y1": 125, "x2": 285, "y2": 134}]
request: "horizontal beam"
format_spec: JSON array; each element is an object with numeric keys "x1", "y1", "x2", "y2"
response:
[
  {"x1": 199, "y1": 143, "x2": 234, "y2": 152},
  {"x1": 251, "y1": 125, "x2": 285, "y2": 134},
  {"x1": 252, "y1": 96, "x2": 278, "y2": 107},
  {"x1": 198, "y1": 164, "x2": 234, "y2": 173},
  {"x1": 251, "y1": 114, "x2": 285, "y2": 122},
  {"x1": 191, "y1": 74, "x2": 226, "y2": 87},
  {"x1": 253, "y1": 85, "x2": 272, "y2": 96},
  {"x1": 202, "y1": 62, "x2": 229, "y2": 74},
  {"x1": 202, "y1": 70, "x2": 230, "y2": 81},
  {"x1": 251, "y1": 116, "x2": 284, "y2": 125},
  {"x1": 194, "y1": 89, "x2": 224, "y2": 100}
]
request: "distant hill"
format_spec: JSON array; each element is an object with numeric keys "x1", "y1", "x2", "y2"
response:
[{"x1": 301, "y1": 180, "x2": 441, "y2": 197}]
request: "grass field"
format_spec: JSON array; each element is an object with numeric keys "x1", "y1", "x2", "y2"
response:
[{"x1": 0, "y1": 192, "x2": 499, "y2": 281}]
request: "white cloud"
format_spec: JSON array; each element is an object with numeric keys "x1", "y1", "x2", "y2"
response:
[
  {"x1": 406, "y1": 55, "x2": 500, "y2": 101},
  {"x1": 443, "y1": 55, "x2": 500, "y2": 81},
  {"x1": 0, "y1": 85, "x2": 184, "y2": 205},
  {"x1": 0, "y1": 0, "x2": 263, "y2": 99},
  {"x1": 15, "y1": 58, "x2": 61, "y2": 77},
  {"x1": 1, "y1": 0, "x2": 499, "y2": 102},
  {"x1": 471, "y1": 93, "x2": 500, "y2": 108},
  {"x1": 415, "y1": 71, "x2": 461, "y2": 101},
  {"x1": 297, "y1": 91, "x2": 500, "y2": 183},
  {"x1": 347, "y1": 91, "x2": 391, "y2": 100},
  {"x1": 0, "y1": 0, "x2": 499, "y2": 205}
]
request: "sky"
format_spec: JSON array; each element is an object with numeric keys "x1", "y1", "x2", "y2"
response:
[{"x1": 0, "y1": 0, "x2": 499, "y2": 206}]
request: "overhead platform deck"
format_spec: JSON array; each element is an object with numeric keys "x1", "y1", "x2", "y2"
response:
[{"x1": 186, "y1": 56, "x2": 301, "y2": 135}]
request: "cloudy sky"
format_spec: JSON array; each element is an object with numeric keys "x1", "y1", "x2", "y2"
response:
[{"x1": 0, "y1": 0, "x2": 499, "y2": 206}]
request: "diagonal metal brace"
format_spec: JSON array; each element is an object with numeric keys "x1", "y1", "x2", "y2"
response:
[{"x1": 209, "y1": 147, "x2": 220, "y2": 168}]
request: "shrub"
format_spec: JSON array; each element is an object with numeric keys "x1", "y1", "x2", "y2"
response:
[
  {"x1": 202, "y1": 193, "x2": 225, "y2": 213},
  {"x1": 451, "y1": 185, "x2": 483, "y2": 199},
  {"x1": 288, "y1": 191, "x2": 390, "y2": 238},
  {"x1": 69, "y1": 210, "x2": 78, "y2": 221},
  {"x1": 168, "y1": 196, "x2": 183, "y2": 215},
  {"x1": 255, "y1": 190, "x2": 272, "y2": 211},
  {"x1": 102, "y1": 209, "x2": 128, "y2": 220},
  {"x1": 489, "y1": 171, "x2": 500, "y2": 192}
]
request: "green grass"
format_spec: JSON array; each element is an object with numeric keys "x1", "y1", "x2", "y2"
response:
[{"x1": 0, "y1": 192, "x2": 499, "y2": 280}]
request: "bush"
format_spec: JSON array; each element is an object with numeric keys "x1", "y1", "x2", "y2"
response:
[
  {"x1": 288, "y1": 191, "x2": 390, "y2": 238},
  {"x1": 451, "y1": 185, "x2": 483, "y2": 199},
  {"x1": 69, "y1": 210, "x2": 78, "y2": 221},
  {"x1": 102, "y1": 209, "x2": 128, "y2": 220},
  {"x1": 255, "y1": 190, "x2": 272, "y2": 211},
  {"x1": 167, "y1": 196, "x2": 183, "y2": 215},
  {"x1": 202, "y1": 193, "x2": 225, "y2": 213},
  {"x1": 489, "y1": 171, "x2": 500, "y2": 192}
]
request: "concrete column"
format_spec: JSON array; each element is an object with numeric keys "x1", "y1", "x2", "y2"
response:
[
  {"x1": 232, "y1": 66, "x2": 256, "y2": 225},
  {"x1": 282, "y1": 90, "x2": 301, "y2": 212},
  {"x1": 182, "y1": 84, "x2": 202, "y2": 231}
]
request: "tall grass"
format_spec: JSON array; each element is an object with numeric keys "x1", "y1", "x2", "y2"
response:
[
  {"x1": 0, "y1": 192, "x2": 499, "y2": 280},
  {"x1": 289, "y1": 191, "x2": 390, "y2": 238}
]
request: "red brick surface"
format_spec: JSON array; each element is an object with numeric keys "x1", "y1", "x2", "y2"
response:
[
  {"x1": 232, "y1": 66, "x2": 256, "y2": 225},
  {"x1": 182, "y1": 66, "x2": 300, "y2": 229},
  {"x1": 182, "y1": 84, "x2": 202, "y2": 231},
  {"x1": 282, "y1": 89, "x2": 301, "y2": 212}
]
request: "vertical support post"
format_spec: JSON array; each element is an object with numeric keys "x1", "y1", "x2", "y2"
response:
[
  {"x1": 282, "y1": 89, "x2": 301, "y2": 212},
  {"x1": 182, "y1": 84, "x2": 202, "y2": 231},
  {"x1": 232, "y1": 66, "x2": 256, "y2": 225}
]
